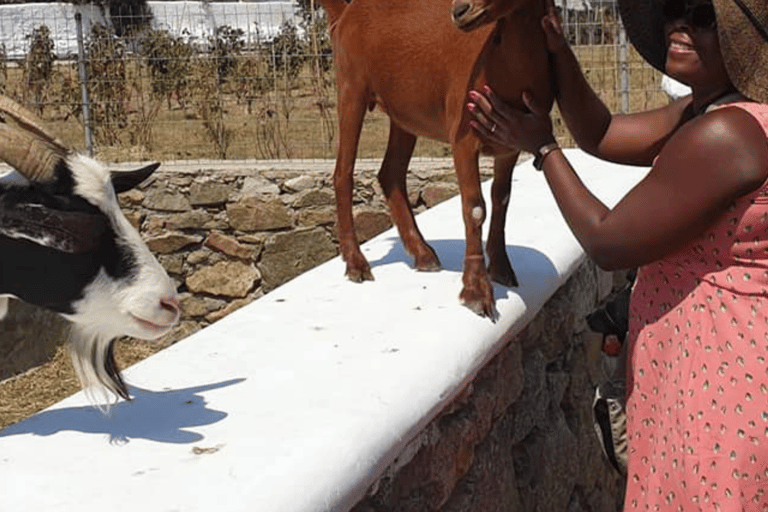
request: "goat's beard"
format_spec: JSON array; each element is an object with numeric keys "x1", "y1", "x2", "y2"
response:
[{"x1": 68, "y1": 326, "x2": 130, "y2": 412}]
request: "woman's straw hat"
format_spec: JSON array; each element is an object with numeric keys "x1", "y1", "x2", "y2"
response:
[{"x1": 617, "y1": 0, "x2": 768, "y2": 102}]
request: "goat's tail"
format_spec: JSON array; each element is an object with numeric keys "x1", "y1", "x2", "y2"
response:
[
  {"x1": 316, "y1": 0, "x2": 347, "y2": 28},
  {"x1": 68, "y1": 327, "x2": 130, "y2": 413}
]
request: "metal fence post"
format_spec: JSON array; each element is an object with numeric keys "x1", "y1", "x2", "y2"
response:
[
  {"x1": 74, "y1": 12, "x2": 94, "y2": 157},
  {"x1": 618, "y1": 20, "x2": 630, "y2": 114}
]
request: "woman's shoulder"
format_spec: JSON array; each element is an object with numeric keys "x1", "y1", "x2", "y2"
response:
[
  {"x1": 706, "y1": 100, "x2": 768, "y2": 133},
  {"x1": 664, "y1": 103, "x2": 768, "y2": 196}
]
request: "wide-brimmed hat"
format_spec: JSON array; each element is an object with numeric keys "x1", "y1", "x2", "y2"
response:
[{"x1": 617, "y1": 0, "x2": 768, "y2": 103}]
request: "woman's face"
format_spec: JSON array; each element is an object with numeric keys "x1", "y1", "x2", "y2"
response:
[{"x1": 663, "y1": 0, "x2": 732, "y2": 94}]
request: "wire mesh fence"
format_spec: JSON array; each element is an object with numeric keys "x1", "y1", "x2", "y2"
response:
[{"x1": 0, "y1": 1, "x2": 670, "y2": 163}]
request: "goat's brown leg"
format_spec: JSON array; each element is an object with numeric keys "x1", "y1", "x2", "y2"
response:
[
  {"x1": 453, "y1": 145, "x2": 497, "y2": 320},
  {"x1": 333, "y1": 85, "x2": 372, "y2": 282},
  {"x1": 486, "y1": 152, "x2": 520, "y2": 287},
  {"x1": 379, "y1": 121, "x2": 441, "y2": 271}
]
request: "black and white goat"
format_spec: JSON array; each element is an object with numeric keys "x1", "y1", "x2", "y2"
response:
[{"x1": 0, "y1": 96, "x2": 180, "y2": 405}]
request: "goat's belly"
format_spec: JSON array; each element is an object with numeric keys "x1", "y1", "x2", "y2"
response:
[{"x1": 376, "y1": 100, "x2": 451, "y2": 144}]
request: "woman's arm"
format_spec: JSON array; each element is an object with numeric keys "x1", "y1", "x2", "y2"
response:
[
  {"x1": 540, "y1": 106, "x2": 768, "y2": 269},
  {"x1": 468, "y1": 88, "x2": 768, "y2": 269},
  {"x1": 541, "y1": 5, "x2": 692, "y2": 165}
]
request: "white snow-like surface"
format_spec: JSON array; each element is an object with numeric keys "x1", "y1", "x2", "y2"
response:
[{"x1": 0, "y1": 150, "x2": 649, "y2": 512}]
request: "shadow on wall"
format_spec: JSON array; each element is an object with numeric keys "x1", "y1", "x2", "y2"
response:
[{"x1": 0, "y1": 378, "x2": 245, "y2": 444}]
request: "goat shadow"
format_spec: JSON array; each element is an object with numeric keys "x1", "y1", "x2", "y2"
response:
[
  {"x1": 368, "y1": 238, "x2": 558, "y2": 300},
  {"x1": 0, "y1": 378, "x2": 244, "y2": 445}
]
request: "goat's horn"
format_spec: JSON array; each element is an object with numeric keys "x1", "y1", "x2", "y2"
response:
[
  {"x1": 0, "y1": 122, "x2": 65, "y2": 183},
  {"x1": 0, "y1": 95, "x2": 67, "y2": 150}
]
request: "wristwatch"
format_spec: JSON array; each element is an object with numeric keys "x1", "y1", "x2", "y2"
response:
[{"x1": 533, "y1": 141, "x2": 560, "y2": 171}]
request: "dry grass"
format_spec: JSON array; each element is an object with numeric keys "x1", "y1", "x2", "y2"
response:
[{"x1": 3, "y1": 44, "x2": 666, "y2": 162}]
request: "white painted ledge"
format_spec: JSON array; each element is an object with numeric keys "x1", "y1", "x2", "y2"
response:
[{"x1": 0, "y1": 150, "x2": 648, "y2": 512}]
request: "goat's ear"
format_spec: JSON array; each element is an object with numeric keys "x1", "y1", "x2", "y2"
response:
[
  {"x1": 0, "y1": 202, "x2": 108, "y2": 254},
  {"x1": 110, "y1": 162, "x2": 161, "y2": 194}
]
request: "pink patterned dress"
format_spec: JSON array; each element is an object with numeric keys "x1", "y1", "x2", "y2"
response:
[{"x1": 625, "y1": 101, "x2": 768, "y2": 511}]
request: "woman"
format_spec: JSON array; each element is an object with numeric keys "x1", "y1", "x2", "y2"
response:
[{"x1": 468, "y1": 0, "x2": 768, "y2": 509}]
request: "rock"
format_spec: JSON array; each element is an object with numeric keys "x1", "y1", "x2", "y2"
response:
[
  {"x1": 123, "y1": 211, "x2": 142, "y2": 230},
  {"x1": 353, "y1": 209, "x2": 392, "y2": 242},
  {"x1": 282, "y1": 175, "x2": 316, "y2": 192},
  {"x1": 190, "y1": 181, "x2": 234, "y2": 206},
  {"x1": 186, "y1": 261, "x2": 261, "y2": 298},
  {"x1": 227, "y1": 197, "x2": 293, "y2": 232},
  {"x1": 238, "y1": 175, "x2": 280, "y2": 197},
  {"x1": 514, "y1": 401, "x2": 579, "y2": 512},
  {"x1": 509, "y1": 350, "x2": 549, "y2": 444},
  {"x1": 164, "y1": 210, "x2": 215, "y2": 230},
  {"x1": 422, "y1": 183, "x2": 459, "y2": 207},
  {"x1": 259, "y1": 228, "x2": 337, "y2": 291},
  {"x1": 206, "y1": 292, "x2": 262, "y2": 322},
  {"x1": 292, "y1": 189, "x2": 334, "y2": 209},
  {"x1": 156, "y1": 320, "x2": 202, "y2": 347},
  {"x1": 158, "y1": 254, "x2": 184, "y2": 274},
  {"x1": 187, "y1": 248, "x2": 213, "y2": 265},
  {"x1": 144, "y1": 189, "x2": 191, "y2": 212},
  {"x1": 181, "y1": 294, "x2": 227, "y2": 317},
  {"x1": 146, "y1": 232, "x2": 203, "y2": 254},
  {"x1": 297, "y1": 208, "x2": 336, "y2": 228},
  {"x1": 119, "y1": 189, "x2": 144, "y2": 206},
  {"x1": 142, "y1": 215, "x2": 167, "y2": 235},
  {"x1": 204, "y1": 231, "x2": 255, "y2": 260}
]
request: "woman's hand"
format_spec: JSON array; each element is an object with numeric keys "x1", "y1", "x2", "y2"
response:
[
  {"x1": 542, "y1": 0, "x2": 567, "y2": 55},
  {"x1": 467, "y1": 87, "x2": 556, "y2": 155}
]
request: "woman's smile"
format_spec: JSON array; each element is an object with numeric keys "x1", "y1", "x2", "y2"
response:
[{"x1": 668, "y1": 34, "x2": 697, "y2": 56}]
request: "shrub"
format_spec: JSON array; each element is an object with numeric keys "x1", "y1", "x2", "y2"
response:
[
  {"x1": 86, "y1": 23, "x2": 130, "y2": 146},
  {"x1": 264, "y1": 20, "x2": 305, "y2": 88},
  {"x1": 23, "y1": 25, "x2": 55, "y2": 114},
  {"x1": 140, "y1": 28, "x2": 194, "y2": 109},
  {"x1": 208, "y1": 25, "x2": 244, "y2": 87}
]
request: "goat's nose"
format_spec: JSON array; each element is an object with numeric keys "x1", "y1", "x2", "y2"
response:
[
  {"x1": 160, "y1": 296, "x2": 181, "y2": 322},
  {"x1": 452, "y1": 1, "x2": 471, "y2": 21}
]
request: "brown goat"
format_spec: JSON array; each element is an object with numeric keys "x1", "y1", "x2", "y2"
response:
[{"x1": 319, "y1": 0, "x2": 553, "y2": 319}]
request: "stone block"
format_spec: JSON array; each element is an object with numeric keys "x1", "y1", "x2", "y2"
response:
[
  {"x1": 190, "y1": 181, "x2": 233, "y2": 206},
  {"x1": 164, "y1": 210, "x2": 215, "y2": 230},
  {"x1": 144, "y1": 189, "x2": 191, "y2": 212},
  {"x1": 204, "y1": 231, "x2": 256, "y2": 260},
  {"x1": 226, "y1": 197, "x2": 293, "y2": 232},
  {"x1": 145, "y1": 232, "x2": 203, "y2": 254},
  {"x1": 259, "y1": 228, "x2": 337, "y2": 291},
  {"x1": 186, "y1": 261, "x2": 261, "y2": 298},
  {"x1": 353, "y1": 209, "x2": 392, "y2": 243}
]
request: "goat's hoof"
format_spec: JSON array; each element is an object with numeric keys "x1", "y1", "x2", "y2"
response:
[
  {"x1": 414, "y1": 253, "x2": 442, "y2": 272},
  {"x1": 459, "y1": 285, "x2": 498, "y2": 322},
  {"x1": 346, "y1": 266, "x2": 374, "y2": 283},
  {"x1": 488, "y1": 262, "x2": 519, "y2": 288}
]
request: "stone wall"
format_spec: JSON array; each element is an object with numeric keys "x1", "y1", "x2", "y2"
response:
[{"x1": 350, "y1": 262, "x2": 628, "y2": 512}]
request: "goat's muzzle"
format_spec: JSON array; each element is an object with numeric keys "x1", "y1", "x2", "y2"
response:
[{"x1": 451, "y1": 0, "x2": 488, "y2": 31}]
